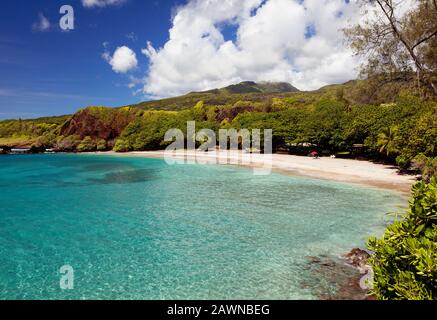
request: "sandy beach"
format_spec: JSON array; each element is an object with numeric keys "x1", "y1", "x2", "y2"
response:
[{"x1": 97, "y1": 150, "x2": 417, "y2": 193}]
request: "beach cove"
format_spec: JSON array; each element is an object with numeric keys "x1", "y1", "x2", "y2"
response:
[
  {"x1": 0, "y1": 154, "x2": 409, "y2": 299},
  {"x1": 100, "y1": 150, "x2": 416, "y2": 193}
]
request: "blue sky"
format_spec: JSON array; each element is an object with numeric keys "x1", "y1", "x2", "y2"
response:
[
  {"x1": 0, "y1": 0, "x2": 183, "y2": 119},
  {"x1": 0, "y1": 0, "x2": 360, "y2": 120}
]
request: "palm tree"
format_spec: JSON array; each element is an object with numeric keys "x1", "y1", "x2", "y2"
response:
[{"x1": 377, "y1": 126, "x2": 400, "y2": 157}]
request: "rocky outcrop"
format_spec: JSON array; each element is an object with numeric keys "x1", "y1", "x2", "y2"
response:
[
  {"x1": 60, "y1": 107, "x2": 140, "y2": 142},
  {"x1": 343, "y1": 248, "x2": 374, "y2": 292},
  {"x1": 304, "y1": 248, "x2": 374, "y2": 300},
  {"x1": 344, "y1": 248, "x2": 371, "y2": 269}
]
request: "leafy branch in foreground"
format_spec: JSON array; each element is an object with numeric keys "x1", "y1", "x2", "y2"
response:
[
  {"x1": 368, "y1": 177, "x2": 437, "y2": 300},
  {"x1": 345, "y1": 0, "x2": 437, "y2": 97}
]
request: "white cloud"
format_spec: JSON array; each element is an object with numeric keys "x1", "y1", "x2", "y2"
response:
[
  {"x1": 103, "y1": 46, "x2": 138, "y2": 73},
  {"x1": 82, "y1": 0, "x2": 127, "y2": 8},
  {"x1": 142, "y1": 0, "x2": 364, "y2": 98},
  {"x1": 32, "y1": 13, "x2": 51, "y2": 32},
  {"x1": 127, "y1": 75, "x2": 145, "y2": 91}
]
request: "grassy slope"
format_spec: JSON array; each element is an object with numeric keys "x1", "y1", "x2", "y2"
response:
[
  {"x1": 0, "y1": 79, "x2": 425, "y2": 147},
  {"x1": 0, "y1": 115, "x2": 70, "y2": 147},
  {"x1": 131, "y1": 81, "x2": 301, "y2": 111},
  {"x1": 0, "y1": 81, "x2": 310, "y2": 146}
]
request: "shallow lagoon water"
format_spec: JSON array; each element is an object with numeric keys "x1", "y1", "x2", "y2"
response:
[{"x1": 0, "y1": 154, "x2": 405, "y2": 299}]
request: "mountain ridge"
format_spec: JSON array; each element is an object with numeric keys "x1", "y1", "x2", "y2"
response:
[
  {"x1": 190, "y1": 81, "x2": 300, "y2": 95},
  {"x1": 132, "y1": 80, "x2": 302, "y2": 112},
  {"x1": 0, "y1": 78, "x2": 423, "y2": 151}
]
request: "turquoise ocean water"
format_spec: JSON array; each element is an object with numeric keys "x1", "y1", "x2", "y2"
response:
[{"x1": 0, "y1": 154, "x2": 405, "y2": 300}]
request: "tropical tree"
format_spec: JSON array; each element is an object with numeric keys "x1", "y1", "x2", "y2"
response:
[
  {"x1": 377, "y1": 126, "x2": 400, "y2": 157},
  {"x1": 345, "y1": 0, "x2": 437, "y2": 96}
]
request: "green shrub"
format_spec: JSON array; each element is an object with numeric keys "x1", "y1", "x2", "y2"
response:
[
  {"x1": 96, "y1": 138, "x2": 107, "y2": 151},
  {"x1": 396, "y1": 155, "x2": 411, "y2": 170},
  {"x1": 116, "y1": 111, "x2": 189, "y2": 151},
  {"x1": 77, "y1": 136, "x2": 96, "y2": 152},
  {"x1": 412, "y1": 155, "x2": 437, "y2": 182},
  {"x1": 368, "y1": 177, "x2": 437, "y2": 300},
  {"x1": 113, "y1": 138, "x2": 130, "y2": 152}
]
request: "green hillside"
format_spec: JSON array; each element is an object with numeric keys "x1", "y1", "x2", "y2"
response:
[
  {"x1": 132, "y1": 81, "x2": 300, "y2": 111},
  {"x1": 0, "y1": 79, "x2": 435, "y2": 176}
]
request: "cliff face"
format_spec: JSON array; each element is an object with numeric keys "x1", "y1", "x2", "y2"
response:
[{"x1": 60, "y1": 107, "x2": 140, "y2": 141}]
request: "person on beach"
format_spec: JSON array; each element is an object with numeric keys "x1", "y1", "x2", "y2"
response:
[{"x1": 310, "y1": 151, "x2": 320, "y2": 159}]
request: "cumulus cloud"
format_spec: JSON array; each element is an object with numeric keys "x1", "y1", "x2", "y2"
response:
[
  {"x1": 32, "y1": 13, "x2": 51, "y2": 32},
  {"x1": 103, "y1": 46, "x2": 138, "y2": 73},
  {"x1": 142, "y1": 0, "x2": 364, "y2": 98},
  {"x1": 82, "y1": 0, "x2": 127, "y2": 8}
]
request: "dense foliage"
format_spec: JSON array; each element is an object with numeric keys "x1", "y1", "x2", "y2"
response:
[
  {"x1": 343, "y1": 2, "x2": 437, "y2": 299},
  {"x1": 368, "y1": 177, "x2": 437, "y2": 300},
  {"x1": 0, "y1": 115, "x2": 69, "y2": 147},
  {"x1": 1, "y1": 83, "x2": 435, "y2": 171}
]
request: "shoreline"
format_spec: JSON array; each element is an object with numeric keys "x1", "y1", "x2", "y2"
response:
[
  {"x1": 89, "y1": 150, "x2": 417, "y2": 194},
  {"x1": 5, "y1": 150, "x2": 412, "y2": 300},
  {"x1": 90, "y1": 149, "x2": 413, "y2": 300}
]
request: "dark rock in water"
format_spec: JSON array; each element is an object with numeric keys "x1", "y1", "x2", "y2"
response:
[
  {"x1": 304, "y1": 249, "x2": 374, "y2": 300},
  {"x1": 305, "y1": 256, "x2": 322, "y2": 264},
  {"x1": 344, "y1": 248, "x2": 371, "y2": 269},
  {"x1": 320, "y1": 261, "x2": 336, "y2": 268},
  {"x1": 87, "y1": 169, "x2": 157, "y2": 185},
  {"x1": 322, "y1": 274, "x2": 363, "y2": 300},
  {"x1": 343, "y1": 249, "x2": 375, "y2": 298}
]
